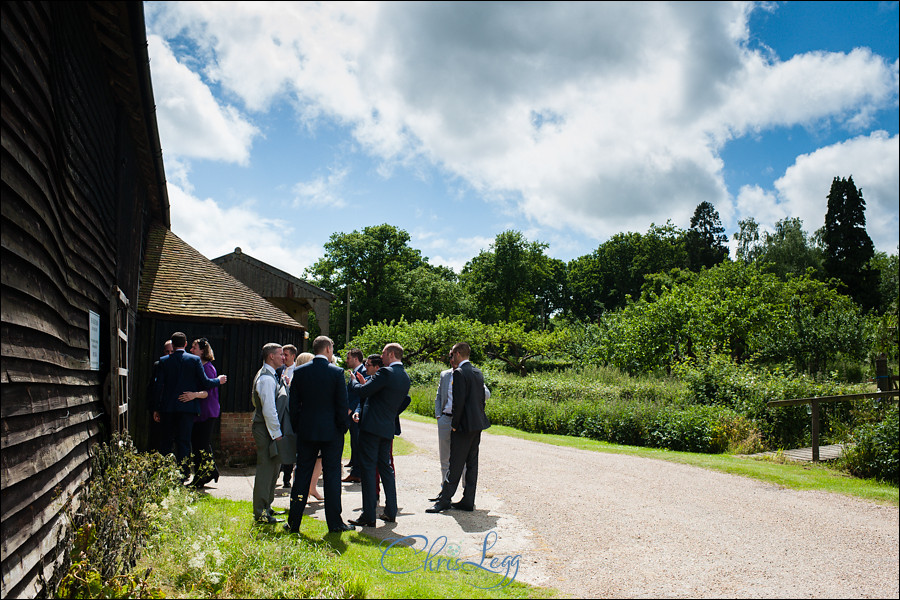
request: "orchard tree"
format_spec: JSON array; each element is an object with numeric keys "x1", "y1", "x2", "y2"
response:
[
  {"x1": 822, "y1": 176, "x2": 879, "y2": 310},
  {"x1": 685, "y1": 201, "x2": 729, "y2": 270}
]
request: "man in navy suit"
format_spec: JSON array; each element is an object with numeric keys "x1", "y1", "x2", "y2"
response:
[
  {"x1": 427, "y1": 342, "x2": 490, "y2": 513},
  {"x1": 348, "y1": 343, "x2": 410, "y2": 527},
  {"x1": 153, "y1": 331, "x2": 226, "y2": 475},
  {"x1": 285, "y1": 336, "x2": 353, "y2": 534},
  {"x1": 342, "y1": 348, "x2": 366, "y2": 483}
]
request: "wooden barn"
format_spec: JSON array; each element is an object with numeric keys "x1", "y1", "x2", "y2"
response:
[
  {"x1": 133, "y1": 225, "x2": 306, "y2": 462},
  {"x1": 211, "y1": 247, "x2": 335, "y2": 345},
  {"x1": 1, "y1": 2, "x2": 169, "y2": 596}
]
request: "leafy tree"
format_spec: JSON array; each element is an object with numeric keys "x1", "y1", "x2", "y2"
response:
[
  {"x1": 460, "y1": 230, "x2": 558, "y2": 328},
  {"x1": 567, "y1": 253, "x2": 604, "y2": 323},
  {"x1": 568, "y1": 222, "x2": 686, "y2": 321},
  {"x1": 395, "y1": 265, "x2": 472, "y2": 323},
  {"x1": 757, "y1": 217, "x2": 823, "y2": 280},
  {"x1": 822, "y1": 176, "x2": 879, "y2": 310},
  {"x1": 733, "y1": 217, "x2": 762, "y2": 263},
  {"x1": 868, "y1": 250, "x2": 899, "y2": 316},
  {"x1": 602, "y1": 262, "x2": 866, "y2": 374},
  {"x1": 685, "y1": 201, "x2": 729, "y2": 270},
  {"x1": 304, "y1": 224, "x2": 429, "y2": 347}
]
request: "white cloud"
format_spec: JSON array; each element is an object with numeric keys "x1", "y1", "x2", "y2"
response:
[
  {"x1": 167, "y1": 183, "x2": 321, "y2": 276},
  {"x1": 146, "y1": 2, "x2": 899, "y2": 251},
  {"x1": 147, "y1": 34, "x2": 259, "y2": 164},
  {"x1": 292, "y1": 167, "x2": 349, "y2": 209},
  {"x1": 736, "y1": 131, "x2": 899, "y2": 252}
]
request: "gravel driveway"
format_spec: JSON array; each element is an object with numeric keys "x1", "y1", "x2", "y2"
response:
[{"x1": 211, "y1": 418, "x2": 899, "y2": 598}]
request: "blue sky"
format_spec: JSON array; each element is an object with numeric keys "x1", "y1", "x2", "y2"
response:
[{"x1": 143, "y1": 1, "x2": 899, "y2": 279}]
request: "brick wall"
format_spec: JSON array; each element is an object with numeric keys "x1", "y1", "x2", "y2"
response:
[{"x1": 219, "y1": 412, "x2": 256, "y2": 465}]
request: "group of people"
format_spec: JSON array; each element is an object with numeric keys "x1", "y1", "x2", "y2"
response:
[
  {"x1": 151, "y1": 332, "x2": 226, "y2": 487},
  {"x1": 252, "y1": 337, "x2": 491, "y2": 535},
  {"x1": 151, "y1": 330, "x2": 493, "y2": 535}
]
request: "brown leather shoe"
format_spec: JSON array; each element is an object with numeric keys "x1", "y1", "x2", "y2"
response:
[{"x1": 342, "y1": 475, "x2": 361, "y2": 483}]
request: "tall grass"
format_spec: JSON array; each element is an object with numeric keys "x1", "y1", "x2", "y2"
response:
[{"x1": 405, "y1": 360, "x2": 878, "y2": 456}]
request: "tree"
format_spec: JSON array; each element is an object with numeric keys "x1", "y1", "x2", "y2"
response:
[
  {"x1": 758, "y1": 217, "x2": 823, "y2": 280},
  {"x1": 460, "y1": 230, "x2": 556, "y2": 328},
  {"x1": 568, "y1": 222, "x2": 686, "y2": 321},
  {"x1": 396, "y1": 265, "x2": 472, "y2": 323},
  {"x1": 304, "y1": 224, "x2": 429, "y2": 347},
  {"x1": 733, "y1": 217, "x2": 762, "y2": 263},
  {"x1": 685, "y1": 201, "x2": 729, "y2": 270},
  {"x1": 822, "y1": 176, "x2": 878, "y2": 310}
]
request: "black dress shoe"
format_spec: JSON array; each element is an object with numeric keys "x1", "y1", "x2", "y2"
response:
[
  {"x1": 348, "y1": 518, "x2": 375, "y2": 527},
  {"x1": 256, "y1": 514, "x2": 282, "y2": 524},
  {"x1": 379, "y1": 513, "x2": 396, "y2": 523},
  {"x1": 450, "y1": 501, "x2": 475, "y2": 511},
  {"x1": 428, "y1": 496, "x2": 441, "y2": 502},
  {"x1": 329, "y1": 523, "x2": 355, "y2": 533},
  {"x1": 426, "y1": 502, "x2": 450, "y2": 513}
]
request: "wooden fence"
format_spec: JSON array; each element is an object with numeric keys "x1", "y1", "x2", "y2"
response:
[{"x1": 767, "y1": 357, "x2": 899, "y2": 462}]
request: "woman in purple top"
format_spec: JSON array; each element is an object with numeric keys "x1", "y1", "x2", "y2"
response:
[{"x1": 183, "y1": 337, "x2": 221, "y2": 488}]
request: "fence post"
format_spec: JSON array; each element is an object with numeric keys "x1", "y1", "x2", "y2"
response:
[
  {"x1": 811, "y1": 400, "x2": 820, "y2": 462},
  {"x1": 875, "y1": 354, "x2": 889, "y2": 391}
]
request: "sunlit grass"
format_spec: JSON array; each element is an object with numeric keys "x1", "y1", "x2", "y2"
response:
[{"x1": 139, "y1": 491, "x2": 557, "y2": 599}]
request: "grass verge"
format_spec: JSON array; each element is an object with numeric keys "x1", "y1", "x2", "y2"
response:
[
  {"x1": 139, "y1": 491, "x2": 557, "y2": 598},
  {"x1": 399, "y1": 411, "x2": 898, "y2": 506}
]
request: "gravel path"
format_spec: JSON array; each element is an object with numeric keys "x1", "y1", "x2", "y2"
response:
[{"x1": 210, "y1": 418, "x2": 899, "y2": 598}]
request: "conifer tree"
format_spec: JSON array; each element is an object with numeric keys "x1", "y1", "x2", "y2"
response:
[{"x1": 822, "y1": 176, "x2": 878, "y2": 310}]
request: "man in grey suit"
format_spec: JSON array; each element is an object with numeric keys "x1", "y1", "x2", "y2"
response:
[
  {"x1": 348, "y1": 343, "x2": 410, "y2": 527},
  {"x1": 427, "y1": 342, "x2": 490, "y2": 513}
]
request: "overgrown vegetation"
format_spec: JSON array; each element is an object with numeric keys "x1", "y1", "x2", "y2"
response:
[
  {"x1": 138, "y1": 495, "x2": 552, "y2": 599},
  {"x1": 41, "y1": 433, "x2": 183, "y2": 599}
]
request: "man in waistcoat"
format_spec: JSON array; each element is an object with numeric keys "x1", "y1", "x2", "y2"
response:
[{"x1": 251, "y1": 343, "x2": 286, "y2": 524}]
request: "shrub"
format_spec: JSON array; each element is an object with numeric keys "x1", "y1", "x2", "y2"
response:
[
  {"x1": 42, "y1": 433, "x2": 183, "y2": 598},
  {"x1": 839, "y1": 403, "x2": 899, "y2": 484}
]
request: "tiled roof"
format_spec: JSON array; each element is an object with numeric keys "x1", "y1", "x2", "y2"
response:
[{"x1": 138, "y1": 225, "x2": 303, "y2": 329}]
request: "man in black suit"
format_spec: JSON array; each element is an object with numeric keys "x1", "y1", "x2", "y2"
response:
[
  {"x1": 342, "y1": 348, "x2": 366, "y2": 483},
  {"x1": 285, "y1": 336, "x2": 354, "y2": 534},
  {"x1": 427, "y1": 342, "x2": 490, "y2": 513},
  {"x1": 348, "y1": 343, "x2": 410, "y2": 527},
  {"x1": 153, "y1": 332, "x2": 226, "y2": 476}
]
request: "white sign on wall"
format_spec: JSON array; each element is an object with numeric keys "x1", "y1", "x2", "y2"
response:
[{"x1": 89, "y1": 310, "x2": 100, "y2": 371}]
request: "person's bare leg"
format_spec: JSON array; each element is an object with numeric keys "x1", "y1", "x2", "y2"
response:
[{"x1": 309, "y1": 458, "x2": 324, "y2": 500}]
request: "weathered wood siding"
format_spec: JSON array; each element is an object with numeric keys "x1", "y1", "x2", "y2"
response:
[{"x1": 1, "y1": 2, "x2": 165, "y2": 596}]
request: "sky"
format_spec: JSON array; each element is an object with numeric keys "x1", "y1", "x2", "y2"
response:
[{"x1": 143, "y1": 1, "x2": 899, "y2": 280}]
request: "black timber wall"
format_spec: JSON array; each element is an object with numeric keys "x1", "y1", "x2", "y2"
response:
[
  {"x1": 1, "y1": 2, "x2": 160, "y2": 596},
  {"x1": 131, "y1": 317, "x2": 307, "y2": 452}
]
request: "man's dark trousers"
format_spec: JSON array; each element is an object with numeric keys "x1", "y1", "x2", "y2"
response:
[
  {"x1": 358, "y1": 430, "x2": 397, "y2": 521},
  {"x1": 438, "y1": 430, "x2": 481, "y2": 506},
  {"x1": 289, "y1": 436, "x2": 344, "y2": 530}
]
